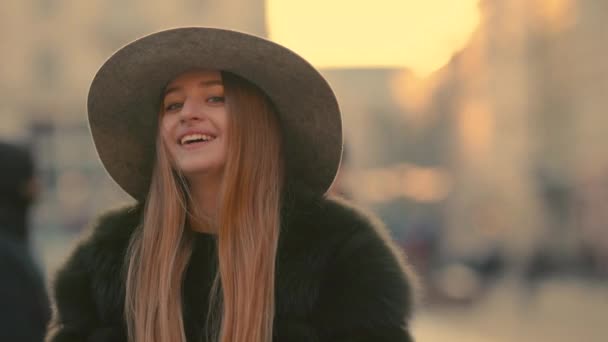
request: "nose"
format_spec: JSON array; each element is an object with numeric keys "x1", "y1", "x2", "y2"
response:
[{"x1": 179, "y1": 97, "x2": 205, "y2": 123}]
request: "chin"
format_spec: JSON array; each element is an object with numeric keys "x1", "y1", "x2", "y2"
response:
[{"x1": 179, "y1": 162, "x2": 224, "y2": 177}]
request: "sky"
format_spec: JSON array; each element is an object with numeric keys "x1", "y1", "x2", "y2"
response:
[{"x1": 267, "y1": 0, "x2": 480, "y2": 76}]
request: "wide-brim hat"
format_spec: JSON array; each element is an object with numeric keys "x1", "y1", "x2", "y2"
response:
[{"x1": 88, "y1": 27, "x2": 342, "y2": 200}]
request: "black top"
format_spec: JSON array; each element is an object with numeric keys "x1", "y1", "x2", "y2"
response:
[{"x1": 182, "y1": 232, "x2": 218, "y2": 342}]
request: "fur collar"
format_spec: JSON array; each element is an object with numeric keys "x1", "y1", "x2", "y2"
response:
[{"x1": 47, "y1": 195, "x2": 415, "y2": 341}]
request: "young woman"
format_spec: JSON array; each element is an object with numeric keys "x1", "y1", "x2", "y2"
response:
[{"x1": 46, "y1": 27, "x2": 416, "y2": 342}]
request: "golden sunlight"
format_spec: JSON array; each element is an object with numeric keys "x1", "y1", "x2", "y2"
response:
[
  {"x1": 458, "y1": 100, "x2": 493, "y2": 160},
  {"x1": 534, "y1": 0, "x2": 576, "y2": 32},
  {"x1": 390, "y1": 70, "x2": 441, "y2": 119},
  {"x1": 266, "y1": 0, "x2": 480, "y2": 76}
]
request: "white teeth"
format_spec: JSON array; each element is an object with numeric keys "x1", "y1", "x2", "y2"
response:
[{"x1": 180, "y1": 133, "x2": 215, "y2": 145}]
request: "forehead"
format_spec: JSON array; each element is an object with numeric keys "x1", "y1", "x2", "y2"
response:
[{"x1": 165, "y1": 69, "x2": 223, "y2": 90}]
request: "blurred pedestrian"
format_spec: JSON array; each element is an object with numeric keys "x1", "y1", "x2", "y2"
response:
[
  {"x1": 0, "y1": 141, "x2": 51, "y2": 342},
  {"x1": 47, "y1": 28, "x2": 416, "y2": 342}
]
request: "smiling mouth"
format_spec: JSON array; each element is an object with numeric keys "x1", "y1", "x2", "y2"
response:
[{"x1": 179, "y1": 133, "x2": 217, "y2": 145}]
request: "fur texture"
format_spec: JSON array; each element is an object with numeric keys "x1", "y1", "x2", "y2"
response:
[{"x1": 46, "y1": 194, "x2": 415, "y2": 341}]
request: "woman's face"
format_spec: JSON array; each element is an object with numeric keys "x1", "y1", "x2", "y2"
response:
[{"x1": 160, "y1": 70, "x2": 228, "y2": 179}]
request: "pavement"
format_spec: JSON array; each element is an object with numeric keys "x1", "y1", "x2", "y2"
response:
[{"x1": 411, "y1": 277, "x2": 608, "y2": 341}]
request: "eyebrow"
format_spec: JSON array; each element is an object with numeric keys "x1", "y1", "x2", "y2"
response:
[{"x1": 163, "y1": 79, "x2": 224, "y2": 97}]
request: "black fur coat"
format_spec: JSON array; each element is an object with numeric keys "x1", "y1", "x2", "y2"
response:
[{"x1": 46, "y1": 194, "x2": 415, "y2": 341}]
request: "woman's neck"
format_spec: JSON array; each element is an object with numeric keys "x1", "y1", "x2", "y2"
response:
[{"x1": 186, "y1": 174, "x2": 221, "y2": 234}]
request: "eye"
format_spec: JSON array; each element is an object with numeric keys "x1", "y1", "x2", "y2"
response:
[
  {"x1": 164, "y1": 102, "x2": 183, "y2": 112},
  {"x1": 207, "y1": 96, "x2": 225, "y2": 104}
]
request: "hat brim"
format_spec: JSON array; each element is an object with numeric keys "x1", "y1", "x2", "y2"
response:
[{"x1": 88, "y1": 27, "x2": 342, "y2": 200}]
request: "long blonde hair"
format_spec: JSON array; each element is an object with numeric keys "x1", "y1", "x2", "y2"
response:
[{"x1": 124, "y1": 71, "x2": 284, "y2": 342}]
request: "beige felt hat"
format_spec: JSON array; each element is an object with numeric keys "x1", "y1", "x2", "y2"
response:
[{"x1": 87, "y1": 27, "x2": 342, "y2": 200}]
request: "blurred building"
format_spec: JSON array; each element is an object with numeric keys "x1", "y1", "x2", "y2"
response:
[
  {"x1": 2, "y1": 0, "x2": 606, "y2": 280},
  {"x1": 432, "y1": 0, "x2": 608, "y2": 278},
  {"x1": 322, "y1": 0, "x2": 608, "y2": 285}
]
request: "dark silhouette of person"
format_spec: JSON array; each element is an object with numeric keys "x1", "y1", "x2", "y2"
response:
[{"x1": 0, "y1": 140, "x2": 51, "y2": 342}]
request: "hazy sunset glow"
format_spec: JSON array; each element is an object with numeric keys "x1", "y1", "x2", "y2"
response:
[{"x1": 266, "y1": 0, "x2": 480, "y2": 76}]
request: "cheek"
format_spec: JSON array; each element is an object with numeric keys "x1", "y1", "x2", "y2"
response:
[
  {"x1": 159, "y1": 117, "x2": 174, "y2": 143},
  {"x1": 159, "y1": 129, "x2": 171, "y2": 147},
  {"x1": 218, "y1": 112, "x2": 229, "y2": 138}
]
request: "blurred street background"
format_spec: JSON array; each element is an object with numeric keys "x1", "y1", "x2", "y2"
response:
[{"x1": 1, "y1": 0, "x2": 607, "y2": 340}]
